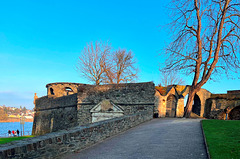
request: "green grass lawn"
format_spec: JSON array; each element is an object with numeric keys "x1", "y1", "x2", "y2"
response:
[
  {"x1": 202, "y1": 120, "x2": 240, "y2": 159},
  {"x1": 0, "y1": 136, "x2": 34, "y2": 144}
]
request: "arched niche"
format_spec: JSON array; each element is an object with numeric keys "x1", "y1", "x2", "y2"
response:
[
  {"x1": 229, "y1": 106, "x2": 240, "y2": 120},
  {"x1": 166, "y1": 94, "x2": 177, "y2": 117},
  {"x1": 192, "y1": 94, "x2": 201, "y2": 116}
]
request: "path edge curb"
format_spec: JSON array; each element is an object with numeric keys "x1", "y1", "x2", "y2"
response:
[{"x1": 200, "y1": 120, "x2": 211, "y2": 159}]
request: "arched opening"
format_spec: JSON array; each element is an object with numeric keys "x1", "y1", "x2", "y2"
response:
[
  {"x1": 50, "y1": 88, "x2": 54, "y2": 95},
  {"x1": 65, "y1": 87, "x2": 73, "y2": 95},
  {"x1": 192, "y1": 94, "x2": 201, "y2": 116},
  {"x1": 229, "y1": 106, "x2": 240, "y2": 120},
  {"x1": 184, "y1": 94, "x2": 189, "y2": 107},
  {"x1": 166, "y1": 94, "x2": 177, "y2": 117}
]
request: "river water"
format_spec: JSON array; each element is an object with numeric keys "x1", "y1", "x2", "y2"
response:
[{"x1": 0, "y1": 122, "x2": 33, "y2": 137}]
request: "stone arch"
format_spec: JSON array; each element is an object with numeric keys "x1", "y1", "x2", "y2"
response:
[
  {"x1": 155, "y1": 85, "x2": 212, "y2": 118},
  {"x1": 64, "y1": 87, "x2": 73, "y2": 95},
  {"x1": 196, "y1": 89, "x2": 212, "y2": 117},
  {"x1": 229, "y1": 106, "x2": 240, "y2": 120},
  {"x1": 166, "y1": 94, "x2": 177, "y2": 117},
  {"x1": 192, "y1": 94, "x2": 201, "y2": 116},
  {"x1": 65, "y1": 87, "x2": 73, "y2": 91}
]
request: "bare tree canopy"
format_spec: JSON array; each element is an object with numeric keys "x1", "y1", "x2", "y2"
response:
[
  {"x1": 104, "y1": 49, "x2": 138, "y2": 84},
  {"x1": 77, "y1": 41, "x2": 138, "y2": 85},
  {"x1": 77, "y1": 41, "x2": 111, "y2": 85},
  {"x1": 159, "y1": 71, "x2": 185, "y2": 87},
  {"x1": 162, "y1": 0, "x2": 240, "y2": 117}
]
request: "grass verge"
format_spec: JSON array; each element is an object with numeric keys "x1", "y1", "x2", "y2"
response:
[
  {"x1": 0, "y1": 136, "x2": 34, "y2": 144},
  {"x1": 202, "y1": 120, "x2": 240, "y2": 159}
]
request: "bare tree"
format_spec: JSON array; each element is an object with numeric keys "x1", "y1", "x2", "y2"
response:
[
  {"x1": 159, "y1": 70, "x2": 185, "y2": 87},
  {"x1": 162, "y1": 0, "x2": 240, "y2": 117},
  {"x1": 103, "y1": 49, "x2": 138, "y2": 84},
  {"x1": 77, "y1": 41, "x2": 111, "y2": 85},
  {"x1": 77, "y1": 42, "x2": 138, "y2": 85}
]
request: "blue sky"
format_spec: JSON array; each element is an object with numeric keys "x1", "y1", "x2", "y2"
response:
[{"x1": 0, "y1": 0, "x2": 239, "y2": 109}]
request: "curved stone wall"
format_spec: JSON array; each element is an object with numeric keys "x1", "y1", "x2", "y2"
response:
[
  {"x1": 46, "y1": 82, "x2": 88, "y2": 97},
  {"x1": 32, "y1": 94, "x2": 78, "y2": 135}
]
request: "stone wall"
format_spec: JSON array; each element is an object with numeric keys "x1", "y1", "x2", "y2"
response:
[
  {"x1": 204, "y1": 90, "x2": 240, "y2": 119},
  {"x1": 33, "y1": 82, "x2": 155, "y2": 135},
  {"x1": 32, "y1": 94, "x2": 78, "y2": 135},
  {"x1": 155, "y1": 85, "x2": 213, "y2": 118},
  {"x1": 0, "y1": 112, "x2": 152, "y2": 159},
  {"x1": 205, "y1": 97, "x2": 240, "y2": 119},
  {"x1": 77, "y1": 82, "x2": 155, "y2": 125}
]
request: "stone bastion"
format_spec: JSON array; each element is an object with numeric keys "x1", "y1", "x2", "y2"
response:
[{"x1": 32, "y1": 82, "x2": 156, "y2": 136}]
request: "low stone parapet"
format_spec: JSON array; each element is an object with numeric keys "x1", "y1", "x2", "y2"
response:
[{"x1": 0, "y1": 111, "x2": 152, "y2": 159}]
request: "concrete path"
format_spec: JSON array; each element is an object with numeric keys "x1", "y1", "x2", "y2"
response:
[{"x1": 63, "y1": 118, "x2": 208, "y2": 159}]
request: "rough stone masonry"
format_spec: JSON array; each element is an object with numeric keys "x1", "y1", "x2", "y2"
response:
[
  {"x1": 32, "y1": 81, "x2": 240, "y2": 136},
  {"x1": 0, "y1": 112, "x2": 152, "y2": 159},
  {"x1": 32, "y1": 82, "x2": 155, "y2": 135}
]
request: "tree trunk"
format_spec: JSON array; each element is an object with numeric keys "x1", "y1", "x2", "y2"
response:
[
  {"x1": 95, "y1": 79, "x2": 100, "y2": 85},
  {"x1": 184, "y1": 88, "x2": 196, "y2": 118}
]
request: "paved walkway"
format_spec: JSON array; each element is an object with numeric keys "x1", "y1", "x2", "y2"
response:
[{"x1": 63, "y1": 118, "x2": 208, "y2": 159}]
